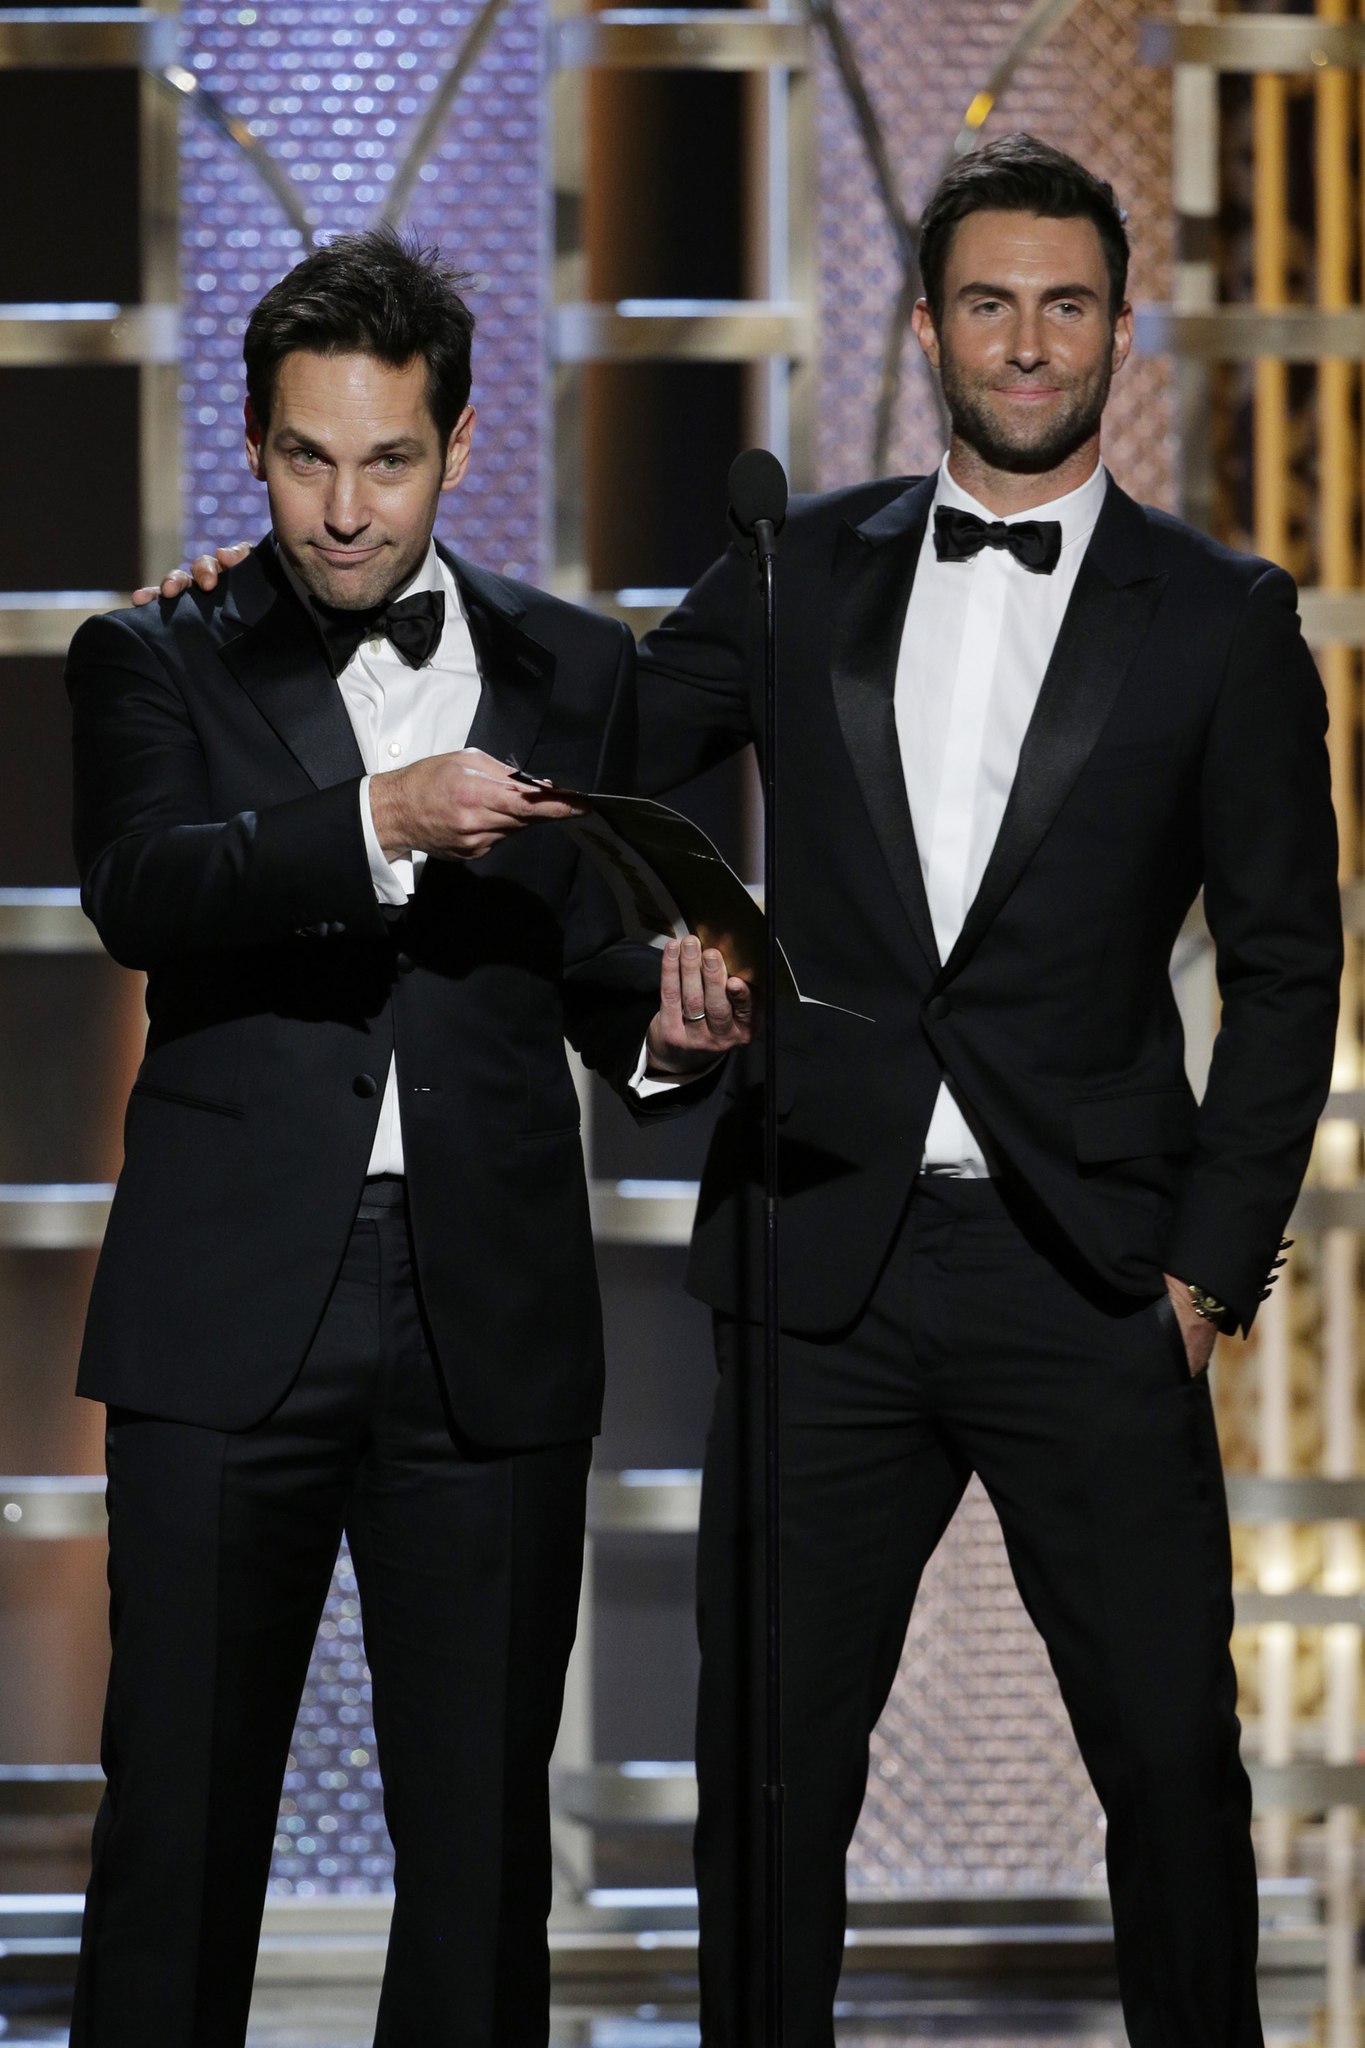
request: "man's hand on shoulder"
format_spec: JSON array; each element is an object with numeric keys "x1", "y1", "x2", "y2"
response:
[
  {"x1": 133, "y1": 543, "x2": 251, "y2": 605},
  {"x1": 1163, "y1": 1272, "x2": 1219, "y2": 1377},
  {"x1": 647, "y1": 935, "x2": 755, "y2": 1075},
  {"x1": 369, "y1": 751, "x2": 586, "y2": 863}
]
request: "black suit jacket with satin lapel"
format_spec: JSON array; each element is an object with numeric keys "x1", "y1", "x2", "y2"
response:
[
  {"x1": 636, "y1": 473, "x2": 1343, "y2": 1336},
  {"x1": 68, "y1": 537, "x2": 684, "y2": 1442}
]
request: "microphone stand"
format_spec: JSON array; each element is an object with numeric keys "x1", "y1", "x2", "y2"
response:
[{"x1": 753, "y1": 510, "x2": 784, "y2": 2048}]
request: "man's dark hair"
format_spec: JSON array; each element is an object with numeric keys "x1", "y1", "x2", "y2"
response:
[
  {"x1": 918, "y1": 134, "x2": 1130, "y2": 326},
  {"x1": 243, "y1": 226, "x2": 476, "y2": 444}
]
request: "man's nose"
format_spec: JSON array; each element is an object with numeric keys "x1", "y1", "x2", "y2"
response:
[
  {"x1": 324, "y1": 474, "x2": 369, "y2": 535},
  {"x1": 1010, "y1": 316, "x2": 1048, "y2": 367}
]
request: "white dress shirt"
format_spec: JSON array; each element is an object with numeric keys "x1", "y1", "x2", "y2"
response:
[
  {"x1": 283, "y1": 540, "x2": 483, "y2": 1176},
  {"x1": 895, "y1": 452, "x2": 1109, "y2": 1175}
]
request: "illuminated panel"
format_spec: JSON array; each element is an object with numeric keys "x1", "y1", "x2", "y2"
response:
[
  {"x1": 179, "y1": 0, "x2": 545, "y2": 580},
  {"x1": 814, "y1": 0, "x2": 1176, "y2": 507},
  {"x1": 179, "y1": 0, "x2": 545, "y2": 1894}
]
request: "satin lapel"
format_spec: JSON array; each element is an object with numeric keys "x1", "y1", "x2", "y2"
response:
[
  {"x1": 828, "y1": 476, "x2": 940, "y2": 974},
  {"x1": 941, "y1": 483, "x2": 1167, "y2": 981},
  {"x1": 451, "y1": 552, "x2": 558, "y2": 769},
  {"x1": 217, "y1": 545, "x2": 365, "y2": 788}
]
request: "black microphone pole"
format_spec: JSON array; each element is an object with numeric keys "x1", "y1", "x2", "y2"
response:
[{"x1": 726, "y1": 447, "x2": 789, "y2": 2048}]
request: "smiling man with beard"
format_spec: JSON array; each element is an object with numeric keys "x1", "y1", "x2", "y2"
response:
[{"x1": 632, "y1": 135, "x2": 1340, "y2": 2048}]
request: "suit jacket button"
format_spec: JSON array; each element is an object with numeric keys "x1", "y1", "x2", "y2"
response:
[
  {"x1": 353, "y1": 1073, "x2": 378, "y2": 1099},
  {"x1": 926, "y1": 994, "x2": 951, "y2": 1022},
  {"x1": 396, "y1": 951, "x2": 415, "y2": 974}
]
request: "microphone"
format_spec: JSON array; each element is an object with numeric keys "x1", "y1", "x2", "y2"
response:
[{"x1": 727, "y1": 447, "x2": 788, "y2": 565}]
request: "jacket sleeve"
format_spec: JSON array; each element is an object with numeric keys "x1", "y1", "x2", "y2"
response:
[
  {"x1": 561, "y1": 617, "x2": 726, "y2": 1120},
  {"x1": 1163, "y1": 564, "x2": 1343, "y2": 1330},
  {"x1": 67, "y1": 612, "x2": 385, "y2": 970},
  {"x1": 635, "y1": 541, "x2": 761, "y2": 796}
]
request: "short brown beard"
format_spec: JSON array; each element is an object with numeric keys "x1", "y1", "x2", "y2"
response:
[{"x1": 938, "y1": 339, "x2": 1113, "y2": 476}]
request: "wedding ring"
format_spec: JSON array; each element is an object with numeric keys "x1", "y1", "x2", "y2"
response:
[{"x1": 684, "y1": 1011, "x2": 707, "y2": 1023}]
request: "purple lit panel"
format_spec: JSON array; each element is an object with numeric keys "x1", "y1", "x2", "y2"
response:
[
  {"x1": 178, "y1": 0, "x2": 547, "y2": 1893},
  {"x1": 179, "y1": 0, "x2": 546, "y2": 582}
]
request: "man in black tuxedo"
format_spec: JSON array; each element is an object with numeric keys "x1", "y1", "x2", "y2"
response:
[
  {"x1": 69, "y1": 228, "x2": 749, "y2": 2047},
  {"x1": 153, "y1": 139, "x2": 1341, "y2": 2047},
  {"x1": 629, "y1": 138, "x2": 1340, "y2": 2047}
]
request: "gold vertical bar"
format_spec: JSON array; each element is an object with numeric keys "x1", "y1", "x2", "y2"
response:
[
  {"x1": 1253, "y1": 73, "x2": 1289, "y2": 566},
  {"x1": 1251, "y1": 48, "x2": 1303, "y2": 1892},
  {"x1": 1318, "y1": 0, "x2": 1358, "y2": 885},
  {"x1": 1320, "y1": 7, "x2": 1362, "y2": 2028}
]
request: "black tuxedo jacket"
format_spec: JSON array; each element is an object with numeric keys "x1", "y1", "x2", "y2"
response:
[
  {"x1": 637, "y1": 473, "x2": 1343, "y2": 1335},
  {"x1": 69, "y1": 538, "x2": 681, "y2": 1442}
]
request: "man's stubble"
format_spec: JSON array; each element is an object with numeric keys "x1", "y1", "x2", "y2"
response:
[
  {"x1": 279, "y1": 527, "x2": 433, "y2": 613},
  {"x1": 937, "y1": 335, "x2": 1113, "y2": 478}
]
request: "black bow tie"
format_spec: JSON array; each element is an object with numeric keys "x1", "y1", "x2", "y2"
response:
[
  {"x1": 933, "y1": 505, "x2": 1063, "y2": 575},
  {"x1": 312, "y1": 587, "x2": 446, "y2": 676}
]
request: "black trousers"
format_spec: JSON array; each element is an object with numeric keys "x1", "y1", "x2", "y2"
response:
[
  {"x1": 694, "y1": 1174, "x2": 1260, "y2": 2048},
  {"x1": 71, "y1": 1178, "x2": 591, "y2": 2048}
]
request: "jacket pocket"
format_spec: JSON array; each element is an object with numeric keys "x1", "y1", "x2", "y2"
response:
[
  {"x1": 129, "y1": 1081, "x2": 245, "y2": 1121},
  {"x1": 1153, "y1": 1291, "x2": 1194, "y2": 1379},
  {"x1": 1071, "y1": 1087, "x2": 1196, "y2": 1164}
]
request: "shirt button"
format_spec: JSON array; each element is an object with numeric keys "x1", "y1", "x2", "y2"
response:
[
  {"x1": 396, "y1": 952, "x2": 415, "y2": 975},
  {"x1": 387, "y1": 741, "x2": 402, "y2": 758},
  {"x1": 353, "y1": 1073, "x2": 378, "y2": 1099}
]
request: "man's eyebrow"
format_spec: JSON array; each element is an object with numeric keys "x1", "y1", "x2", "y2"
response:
[
  {"x1": 958, "y1": 280, "x2": 1102, "y2": 302},
  {"x1": 275, "y1": 427, "x2": 332, "y2": 456},
  {"x1": 273, "y1": 429, "x2": 427, "y2": 457}
]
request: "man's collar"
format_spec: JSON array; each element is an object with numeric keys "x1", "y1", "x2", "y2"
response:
[
  {"x1": 439, "y1": 544, "x2": 529, "y2": 624},
  {"x1": 932, "y1": 450, "x2": 1109, "y2": 552}
]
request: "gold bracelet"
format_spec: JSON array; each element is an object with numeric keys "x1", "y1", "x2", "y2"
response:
[{"x1": 1188, "y1": 1283, "x2": 1229, "y2": 1325}]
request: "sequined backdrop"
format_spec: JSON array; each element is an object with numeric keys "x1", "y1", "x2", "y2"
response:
[
  {"x1": 176, "y1": 0, "x2": 547, "y2": 1896},
  {"x1": 815, "y1": 0, "x2": 1177, "y2": 511},
  {"x1": 179, "y1": 0, "x2": 545, "y2": 578},
  {"x1": 176, "y1": 0, "x2": 1172, "y2": 1898},
  {"x1": 820, "y1": 0, "x2": 1175, "y2": 1897},
  {"x1": 849, "y1": 1482, "x2": 1106, "y2": 1893}
]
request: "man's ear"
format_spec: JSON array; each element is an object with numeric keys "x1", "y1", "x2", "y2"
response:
[
  {"x1": 244, "y1": 400, "x2": 266, "y2": 481},
  {"x1": 909, "y1": 298, "x2": 941, "y2": 371},
  {"x1": 1111, "y1": 301, "x2": 1134, "y2": 376},
  {"x1": 441, "y1": 406, "x2": 476, "y2": 494}
]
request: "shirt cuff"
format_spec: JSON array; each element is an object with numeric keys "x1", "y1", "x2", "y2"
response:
[
  {"x1": 627, "y1": 1035, "x2": 723, "y2": 1098},
  {"x1": 359, "y1": 774, "x2": 412, "y2": 907}
]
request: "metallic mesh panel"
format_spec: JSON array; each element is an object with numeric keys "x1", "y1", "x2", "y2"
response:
[
  {"x1": 815, "y1": 0, "x2": 1176, "y2": 510},
  {"x1": 179, "y1": 0, "x2": 545, "y2": 1892},
  {"x1": 271, "y1": 1543, "x2": 393, "y2": 1894},
  {"x1": 848, "y1": 1479, "x2": 1106, "y2": 1892},
  {"x1": 820, "y1": 0, "x2": 1173, "y2": 1894},
  {"x1": 179, "y1": 0, "x2": 545, "y2": 578}
]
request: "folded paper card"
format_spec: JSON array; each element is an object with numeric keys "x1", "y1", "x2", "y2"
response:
[{"x1": 515, "y1": 777, "x2": 870, "y2": 1020}]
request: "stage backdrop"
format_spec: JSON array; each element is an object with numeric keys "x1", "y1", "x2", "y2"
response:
[{"x1": 174, "y1": 0, "x2": 1173, "y2": 1898}]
